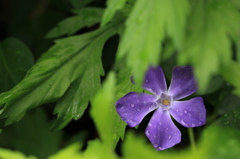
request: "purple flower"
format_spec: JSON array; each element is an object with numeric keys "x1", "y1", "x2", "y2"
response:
[{"x1": 115, "y1": 66, "x2": 206, "y2": 150}]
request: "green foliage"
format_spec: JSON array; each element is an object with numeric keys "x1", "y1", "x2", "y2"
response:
[
  {"x1": 101, "y1": 0, "x2": 127, "y2": 26},
  {"x1": 0, "y1": 21, "x2": 123, "y2": 127},
  {"x1": 48, "y1": 143, "x2": 82, "y2": 159},
  {"x1": 220, "y1": 61, "x2": 240, "y2": 95},
  {"x1": 70, "y1": 0, "x2": 93, "y2": 8},
  {"x1": 0, "y1": 148, "x2": 37, "y2": 159},
  {"x1": 1, "y1": 0, "x2": 240, "y2": 158},
  {"x1": 179, "y1": 0, "x2": 240, "y2": 92},
  {"x1": 0, "y1": 38, "x2": 34, "y2": 92},
  {"x1": 46, "y1": 7, "x2": 104, "y2": 39},
  {"x1": 199, "y1": 126, "x2": 240, "y2": 159},
  {"x1": 0, "y1": 109, "x2": 62, "y2": 159},
  {"x1": 213, "y1": 106, "x2": 240, "y2": 129},
  {"x1": 91, "y1": 72, "x2": 125, "y2": 149},
  {"x1": 118, "y1": 0, "x2": 189, "y2": 85}
]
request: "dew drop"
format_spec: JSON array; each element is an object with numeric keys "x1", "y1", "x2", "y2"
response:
[
  {"x1": 223, "y1": 114, "x2": 228, "y2": 117},
  {"x1": 131, "y1": 104, "x2": 134, "y2": 108},
  {"x1": 168, "y1": 135, "x2": 172, "y2": 139},
  {"x1": 222, "y1": 121, "x2": 229, "y2": 126},
  {"x1": 181, "y1": 120, "x2": 186, "y2": 125},
  {"x1": 159, "y1": 122, "x2": 162, "y2": 126},
  {"x1": 184, "y1": 110, "x2": 188, "y2": 114},
  {"x1": 148, "y1": 123, "x2": 152, "y2": 127},
  {"x1": 189, "y1": 113, "x2": 192, "y2": 117},
  {"x1": 146, "y1": 130, "x2": 150, "y2": 137},
  {"x1": 137, "y1": 109, "x2": 141, "y2": 112}
]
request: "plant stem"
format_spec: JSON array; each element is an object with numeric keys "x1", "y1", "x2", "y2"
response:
[{"x1": 188, "y1": 128, "x2": 196, "y2": 153}]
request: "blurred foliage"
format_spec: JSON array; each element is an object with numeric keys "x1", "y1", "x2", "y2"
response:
[{"x1": 0, "y1": 0, "x2": 240, "y2": 158}]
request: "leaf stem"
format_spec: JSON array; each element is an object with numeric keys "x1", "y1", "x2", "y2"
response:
[{"x1": 188, "y1": 128, "x2": 196, "y2": 153}]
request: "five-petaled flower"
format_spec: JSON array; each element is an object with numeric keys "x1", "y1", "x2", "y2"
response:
[{"x1": 115, "y1": 66, "x2": 206, "y2": 150}]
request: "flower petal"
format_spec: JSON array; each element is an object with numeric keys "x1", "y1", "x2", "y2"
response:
[
  {"x1": 115, "y1": 92, "x2": 157, "y2": 127},
  {"x1": 142, "y1": 66, "x2": 167, "y2": 96},
  {"x1": 145, "y1": 109, "x2": 181, "y2": 150},
  {"x1": 170, "y1": 97, "x2": 206, "y2": 127},
  {"x1": 168, "y1": 66, "x2": 197, "y2": 100}
]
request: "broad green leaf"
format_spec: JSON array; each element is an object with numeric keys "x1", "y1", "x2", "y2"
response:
[
  {"x1": 114, "y1": 59, "x2": 143, "y2": 99},
  {"x1": 0, "y1": 148, "x2": 37, "y2": 159},
  {"x1": 122, "y1": 132, "x2": 197, "y2": 159},
  {"x1": 199, "y1": 126, "x2": 240, "y2": 158},
  {"x1": 0, "y1": 21, "x2": 123, "y2": 126},
  {"x1": 179, "y1": 0, "x2": 240, "y2": 92},
  {"x1": 83, "y1": 140, "x2": 118, "y2": 159},
  {"x1": 47, "y1": 143, "x2": 82, "y2": 159},
  {"x1": 0, "y1": 38, "x2": 34, "y2": 92},
  {"x1": 213, "y1": 106, "x2": 240, "y2": 129},
  {"x1": 101, "y1": 0, "x2": 127, "y2": 26},
  {"x1": 118, "y1": 0, "x2": 189, "y2": 85},
  {"x1": 217, "y1": 94, "x2": 240, "y2": 115},
  {"x1": 70, "y1": 0, "x2": 93, "y2": 8},
  {"x1": 220, "y1": 61, "x2": 240, "y2": 95},
  {"x1": 46, "y1": 7, "x2": 104, "y2": 39},
  {"x1": 0, "y1": 109, "x2": 62, "y2": 159},
  {"x1": 91, "y1": 72, "x2": 124, "y2": 148}
]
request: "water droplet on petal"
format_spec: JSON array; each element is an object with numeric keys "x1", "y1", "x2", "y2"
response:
[
  {"x1": 159, "y1": 122, "x2": 162, "y2": 125},
  {"x1": 192, "y1": 123, "x2": 196, "y2": 127},
  {"x1": 131, "y1": 104, "x2": 134, "y2": 108},
  {"x1": 137, "y1": 109, "x2": 141, "y2": 112},
  {"x1": 184, "y1": 110, "x2": 188, "y2": 114},
  {"x1": 168, "y1": 135, "x2": 172, "y2": 139},
  {"x1": 189, "y1": 113, "x2": 192, "y2": 117},
  {"x1": 148, "y1": 123, "x2": 152, "y2": 127},
  {"x1": 181, "y1": 119, "x2": 186, "y2": 125},
  {"x1": 146, "y1": 130, "x2": 150, "y2": 137}
]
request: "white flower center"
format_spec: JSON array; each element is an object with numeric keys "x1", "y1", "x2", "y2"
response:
[{"x1": 157, "y1": 93, "x2": 172, "y2": 111}]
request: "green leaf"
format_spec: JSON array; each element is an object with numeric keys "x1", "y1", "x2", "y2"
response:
[
  {"x1": 114, "y1": 59, "x2": 143, "y2": 99},
  {"x1": 220, "y1": 61, "x2": 240, "y2": 96},
  {"x1": 0, "y1": 109, "x2": 62, "y2": 159},
  {"x1": 47, "y1": 143, "x2": 82, "y2": 159},
  {"x1": 101, "y1": 0, "x2": 127, "y2": 26},
  {"x1": 70, "y1": 0, "x2": 93, "y2": 8},
  {"x1": 91, "y1": 72, "x2": 125, "y2": 149},
  {"x1": 122, "y1": 132, "x2": 197, "y2": 159},
  {"x1": 217, "y1": 94, "x2": 240, "y2": 115},
  {"x1": 45, "y1": 7, "x2": 104, "y2": 39},
  {"x1": 179, "y1": 0, "x2": 240, "y2": 92},
  {"x1": 118, "y1": 0, "x2": 189, "y2": 85},
  {"x1": 199, "y1": 126, "x2": 240, "y2": 158},
  {"x1": 0, "y1": 21, "x2": 123, "y2": 126},
  {"x1": 83, "y1": 140, "x2": 118, "y2": 159},
  {"x1": 0, "y1": 38, "x2": 34, "y2": 92},
  {"x1": 0, "y1": 148, "x2": 37, "y2": 159},
  {"x1": 0, "y1": 109, "x2": 61, "y2": 159},
  {"x1": 213, "y1": 106, "x2": 240, "y2": 129}
]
